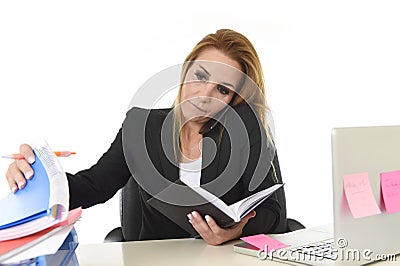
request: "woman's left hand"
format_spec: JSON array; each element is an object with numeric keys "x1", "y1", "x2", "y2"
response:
[{"x1": 187, "y1": 211, "x2": 256, "y2": 246}]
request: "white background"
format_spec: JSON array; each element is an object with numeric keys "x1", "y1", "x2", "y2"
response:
[{"x1": 1, "y1": 0, "x2": 399, "y2": 244}]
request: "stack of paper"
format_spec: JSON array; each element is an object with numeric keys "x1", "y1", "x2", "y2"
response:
[
  {"x1": 0, "y1": 142, "x2": 80, "y2": 263},
  {"x1": 0, "y1": 208, "x2": 81, "y2": 263}
]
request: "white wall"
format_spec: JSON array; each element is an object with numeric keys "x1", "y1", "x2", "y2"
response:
[{"x1": 1, "y1": 0, "x2": 399, "y2": 244}]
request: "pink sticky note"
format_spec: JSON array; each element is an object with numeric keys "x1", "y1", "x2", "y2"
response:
[
  {"x1": 241, "y1": 234, "x2": 289, "y2": 252},
  {"x1": 343, "y1": 172, "x2": 381, "y2": 218},
  {"x1": 380, "y1": 170, "x2": 400, "y2": 214}
]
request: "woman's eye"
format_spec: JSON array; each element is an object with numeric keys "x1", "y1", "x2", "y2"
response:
[
  {"x1": 194, "y1": 71, "x2": 208, "y2": 82},
  {"x1": 217, "y1": 85, "x2": 230, "y2": 95}
]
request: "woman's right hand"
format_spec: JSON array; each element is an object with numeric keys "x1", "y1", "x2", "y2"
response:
[{"x1": 5, "y1": 144, "x2": 36, "y2": 193}]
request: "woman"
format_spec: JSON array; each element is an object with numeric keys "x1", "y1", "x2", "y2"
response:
[{"x1": 5, "y1": 29, "x2": 287, "y2": 245}]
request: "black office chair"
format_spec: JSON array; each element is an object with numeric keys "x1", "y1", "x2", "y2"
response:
[
  {"x1": 104, "y1": 177, "x2": 305, "y2": 242},
  {"x1": 104, "y1": 176, "x2": 142, "y2": 242},
  {"x1": 286, "y1": 218, "x2": 305, "y2": 232}
]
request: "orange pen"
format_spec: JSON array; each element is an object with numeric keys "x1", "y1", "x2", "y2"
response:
[{"x1": 2, "y1": 151, "x2": 76, "y2": 159}]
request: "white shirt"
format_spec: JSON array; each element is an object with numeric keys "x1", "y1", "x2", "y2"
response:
[{"x1": 179, "y1": 157, "x2": 202, "y2": 187}]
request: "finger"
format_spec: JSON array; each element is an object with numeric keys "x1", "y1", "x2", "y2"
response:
[
  {"x1": 6, "y1": 162, "x2": 26, "y2": 192},
  {"x1": 228, "y1": 211, "x2": 256, "y2": 231},
  {"x1": 204, "y1": 215, "x2": 223, "y2": 234},
  {"x1": 242, "y1": 210, "x2": 256, "y2": 223},
  {"x1": 15, "y1": 159, "x2": 34, "y2": 180},
  {"x1": 236, "y1": 211, "x2": 256, "y2": 227},
  {"x1": 188, "y1": 211, "x2": 212, "y2": 236},
  {"x1": 19, "y1": 144, "x2": 35, "y2": 164},
  {"x1": 187, "y1": 212, "x2": 203, "y2": 235}
]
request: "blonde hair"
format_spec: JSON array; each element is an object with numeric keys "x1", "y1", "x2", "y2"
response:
[{"x1": 172, "y1": 29, "x2": 272, "y2": 158}]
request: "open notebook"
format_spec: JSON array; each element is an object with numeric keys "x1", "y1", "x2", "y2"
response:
[
  {"x1": 0, "y1": 142, "x2": 69, "y2": 241},
  {"x1": 147, "y1": 178, "x2": 283, "y2": 236}
]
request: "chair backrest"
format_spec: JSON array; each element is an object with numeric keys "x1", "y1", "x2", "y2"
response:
[
  {"x1": 286, "y1": 218, "x2": 305, "y2": 232},
  {"x1": 120, "y1": 176, "x2": 142, "y2": 241}
]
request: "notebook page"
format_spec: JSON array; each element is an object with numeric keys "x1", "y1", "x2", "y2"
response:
[{"x1": 190, "y1": 186, "x2": 236, "y2": 221}]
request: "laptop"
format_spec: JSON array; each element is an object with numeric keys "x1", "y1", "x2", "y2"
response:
[{"x1": 234, "y1": 125, "x2": 400, "y2": 265}]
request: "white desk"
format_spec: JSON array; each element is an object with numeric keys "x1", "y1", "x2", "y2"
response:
[
  {"x1": 75, "y1": 238, "x2": 284, "y2": 266},
  {"x1": 75, "y1": 238, "x2": 398, "y2": 266}
]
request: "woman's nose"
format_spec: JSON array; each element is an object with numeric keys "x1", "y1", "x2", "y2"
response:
[{"x1": 199, "y1": 82, "x2": 216, "y2": 99}]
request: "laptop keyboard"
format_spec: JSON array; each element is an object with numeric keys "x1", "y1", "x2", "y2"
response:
[{"x1": 290, "y1": 239, "x2": 335, "y2": 260}]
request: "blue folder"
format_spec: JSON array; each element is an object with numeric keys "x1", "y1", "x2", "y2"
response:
[{"x1": 0, "y1": 152, "x2": 50, "y2": 229}]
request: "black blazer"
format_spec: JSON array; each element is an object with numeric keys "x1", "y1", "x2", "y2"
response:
[{"x1": 67, "y1": 104, "x2": 287, "y2": 240}]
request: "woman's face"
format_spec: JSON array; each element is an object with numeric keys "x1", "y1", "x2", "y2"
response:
[{"x1": 180, "y1": 48, "x2": 243, "y2": 124}]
